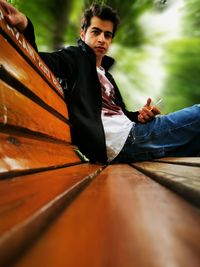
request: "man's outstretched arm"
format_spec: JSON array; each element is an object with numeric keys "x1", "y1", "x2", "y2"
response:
[{"x1": 0, "y1": 0, "x2": 75, "y2": 79}]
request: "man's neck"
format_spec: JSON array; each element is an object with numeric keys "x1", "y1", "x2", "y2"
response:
[{"x1": 96, "y1": 56, "x2": 103, "y2": 68}]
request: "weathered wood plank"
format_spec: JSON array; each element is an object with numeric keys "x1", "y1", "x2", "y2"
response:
[
  {"x1": 0, "y1": 132, "x2": 82, "y2": 178},
  {"x1": 0, "y1": 8, "x2": 63, "y2": 96},
  {"x1": 132, "y1": 160, "x2": 200, "y2": 206},
  {"x1": 0, "y1": 164, "x2": 103, "y2": 266},
  {"x1": 154, "y1": 157, "x2": 200, "y2": 167},
  {"x1": 0, "y1": 35, "x2": 68, "y2": 120},
  {"x1": 12, "y1": 164, "x2": 200, "y2": 267},
  {"x1": 0, "y1": 80, "x2": 70, "y2": 141}
]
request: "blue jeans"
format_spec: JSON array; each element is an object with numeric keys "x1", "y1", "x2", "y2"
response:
[{"x1": 115, "y1": 104, "x2": 200, "y2": 162}]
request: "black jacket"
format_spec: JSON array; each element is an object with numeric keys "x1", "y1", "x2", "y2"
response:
[{"x1": 24, "y1": 20, "x2": 139, "y2": 163}]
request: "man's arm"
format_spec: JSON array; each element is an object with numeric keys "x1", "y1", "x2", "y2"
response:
[
  {"x1": 0, "y1": 0, "x2": 75, "y2": 84},
  {"x1": 0, "y1": 0, "x2": 38, "y2": 50}
]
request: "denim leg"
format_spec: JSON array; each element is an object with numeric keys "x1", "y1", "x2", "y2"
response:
[{"x1": 116, "y1": 104, "x2": 200, "y2": 162}]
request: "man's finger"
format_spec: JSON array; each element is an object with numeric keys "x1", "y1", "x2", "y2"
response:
[
  {"x1": 151, "y1": 106, "x2": 161, "y2": 115},
  {"x1": 140, "y1": 107, "x2": 154, "y2": 117},
  {"x1": 145, "y1": 97, "x2": 152, "y2": 107},
  {"x1": 138, "y1": 114, "x2": 146, "y2": 123}
]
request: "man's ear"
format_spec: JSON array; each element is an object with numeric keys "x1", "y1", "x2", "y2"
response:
[{"x1": 80, "y1": 29, "x2": 85, "y2": 41}]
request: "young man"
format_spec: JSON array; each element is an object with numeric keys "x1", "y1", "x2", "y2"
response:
[{"x1": 0, "y1": 1, "x2": 200, "y2": 163}]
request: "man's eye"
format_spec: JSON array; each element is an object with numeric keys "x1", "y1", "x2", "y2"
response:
[
  {"x1": 105, "y1": 33, "x2": 112, "y2": 39},
  {"x1": 92, "y1": 30, "x2": 99, "y2": 35}
]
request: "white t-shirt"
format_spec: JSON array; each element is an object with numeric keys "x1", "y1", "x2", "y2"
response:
[{"x1": 97, "y1": 67, "x2": 134, "y2": 162}]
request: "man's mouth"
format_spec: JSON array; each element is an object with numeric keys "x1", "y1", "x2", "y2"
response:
[{"x1": 95, "y1": 46, "x2": 106, "y2": 51}]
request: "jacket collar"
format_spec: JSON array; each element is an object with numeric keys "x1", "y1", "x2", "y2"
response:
[{"x1": 77, "y1": 38, "x2": 115, "y2": 71}]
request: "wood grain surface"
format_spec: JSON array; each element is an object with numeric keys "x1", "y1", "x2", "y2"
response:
[
  {"x1": 0, "y1": 8, "x2": 63, "y2": 96},
  {"x1": 0, "y1": 35, "x2": 68, "y2": 120},
  {"x1": 154, "y1": 157, "x2": 200, "y2": 167},
  {"x1": 12, "y1": 164, "x2": 200, "y2": 267},
  {"x1": 132, "y1": 160, "x2": 200, "y2": 206},
  {"x1": 0, "y1": 164, "x2": 103, "y2": 266},
  {"x1": 0, "y1": 80, "x2": 71, "y2": 141},
  {"x1": 0, "y1": 132, "x2": 82, "y2": 178}
]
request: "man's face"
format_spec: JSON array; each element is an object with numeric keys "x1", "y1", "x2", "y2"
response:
[{"x1": 80, "y1": 16, "x2": 113, "y2": 63}]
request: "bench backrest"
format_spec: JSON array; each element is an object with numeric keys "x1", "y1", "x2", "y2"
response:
[{"x1": 0, "y1": 8, "x2": 82, "y2": 179}]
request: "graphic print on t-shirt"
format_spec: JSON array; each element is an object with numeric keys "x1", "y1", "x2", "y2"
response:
[
  {"x1": 96, "y1": 67, "x2": 133, "y2": 161},
  {"x1": 97, "y1": 67, "x2": 122, "y2": 116}
]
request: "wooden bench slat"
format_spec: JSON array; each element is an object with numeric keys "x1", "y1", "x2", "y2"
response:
[
  {"x1": 0, "y1": 9, "x2": 64, "y2": 97},
  {"x1": 0, "y1": 64, "x2": 68, "y2": 123},
  {"x1": 153, "y1": 157, "x2": 200, "y2": 167},
  {"x1": 0, "y1": 35, "x2": 68, "y2": 120},
  {"x1": 0, "y1": 164, "x2": 102, "y2": 233},
  {"x1": 0, "y1": 163, "x2": 103, "y2": 266},
  {"x1": 0, "y1": 80, "x2": 71, "y2": 141},
  {"x1": 0, "y1": 132, "x2": 82, "y2": 178},
  {"x1": 132, "y1": 160, "x2": 200, "y2": 206},
  {"x1": 12, "y1": 164, "x2": 200, "y2": 267}
]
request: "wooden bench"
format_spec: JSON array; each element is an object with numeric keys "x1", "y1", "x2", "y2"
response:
[{"x1": 1, "y1": 9, "x2": 200, "y2": 267}]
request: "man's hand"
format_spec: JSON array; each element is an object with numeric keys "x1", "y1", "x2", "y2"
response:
[
  {"x1": 138, "y1": 97, "x2": 161, "y2": 123},
  {"x1": 0, "y1": 0, "x2": 27, "y2": 32}
]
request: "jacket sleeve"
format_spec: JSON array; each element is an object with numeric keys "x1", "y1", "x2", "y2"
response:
[
  {"x1": 23, "y1": 18, "x2": 76, "y2": 81},
  {"x1": 23, "y1": 18, "x2": 38, "y2": 52},
  {"x1": 123, "y1": 110, "x2": 140, "y2": 123}
]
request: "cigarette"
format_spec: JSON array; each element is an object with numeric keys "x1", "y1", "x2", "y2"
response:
[
  {"x1": 150, "y1": 98, "x2": 163, "y2": 111},
  {"x1": 154, "y1": 98, "x2": 163, "y2": 106}
]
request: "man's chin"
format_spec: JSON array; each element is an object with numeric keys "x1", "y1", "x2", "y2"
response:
[{"x1": 95, "y1": 50, "x2": 106, "y2": 58}]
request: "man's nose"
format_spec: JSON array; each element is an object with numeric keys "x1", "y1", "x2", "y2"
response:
[{"x1": 98, "y1": 32, "x2": 106, "y2": 42}]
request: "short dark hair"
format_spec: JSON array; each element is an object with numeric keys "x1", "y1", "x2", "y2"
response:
[{"x1": 81, "y1": 3, "x2": 120, "y2": 38}]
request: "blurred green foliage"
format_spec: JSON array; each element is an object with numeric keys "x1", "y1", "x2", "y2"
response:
[
  {"x1": 9, "y1": 0, "x2": 200, "y2": 112},
  {"x1": 163, "y1": 38, "x2": 200, "y2": 112}
]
